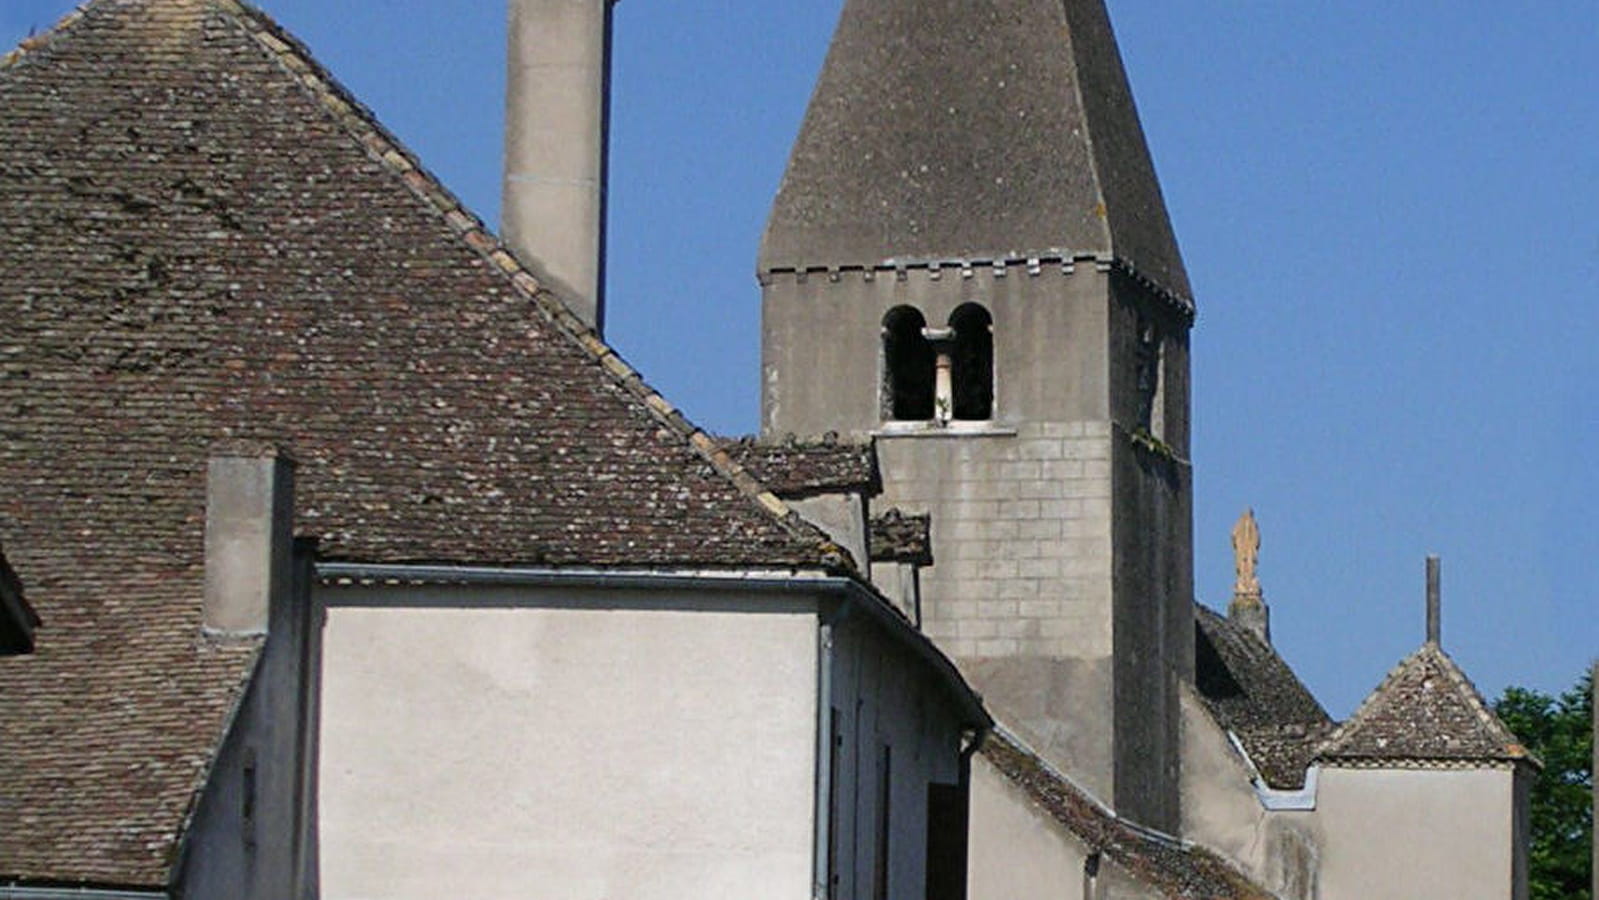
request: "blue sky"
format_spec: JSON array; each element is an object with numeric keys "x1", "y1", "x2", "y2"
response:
[{"x1": 4, "y1": 1, "x2": 1594, "y2": 717}]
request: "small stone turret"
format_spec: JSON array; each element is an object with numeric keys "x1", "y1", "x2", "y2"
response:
[{"x1": 1313, "y1": 555, "x2": 1537, "y2": 899}]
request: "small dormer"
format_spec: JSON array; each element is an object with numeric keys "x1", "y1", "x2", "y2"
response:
[
  {"x1": 0, "y1": 541, "x2": 38, "y2": 656},
  {"x1": 720, "y1": 435, "x2": 882, "y2": 568},
  {"x1": 868, "y1": 509, "x2": 933, "y2": 625}
]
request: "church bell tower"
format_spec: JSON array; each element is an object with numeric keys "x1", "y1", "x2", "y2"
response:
[{"x1": 759, "y1": 0, "x2": 1195, "y2": 830}]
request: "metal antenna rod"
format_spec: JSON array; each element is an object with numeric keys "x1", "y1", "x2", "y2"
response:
[{"x1": 1425, "y1": 555, "x2": 1441, "y2": 646}]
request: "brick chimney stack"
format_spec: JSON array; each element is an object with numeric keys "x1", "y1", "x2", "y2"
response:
[{"x1": 502, "y1": 0, "x2": 617, "y2": 334}]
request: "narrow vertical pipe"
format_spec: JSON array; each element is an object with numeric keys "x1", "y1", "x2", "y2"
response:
[{"x1": 1425, "y1": 555, "x2": 1441, "y2": 646}]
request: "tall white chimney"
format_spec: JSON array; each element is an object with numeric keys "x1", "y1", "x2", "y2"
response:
[{"x1": 502, "y1": 0, "x2": 616, "y2": 334}]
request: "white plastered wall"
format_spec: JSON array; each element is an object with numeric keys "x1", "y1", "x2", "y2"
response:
[
  {"x1": 1318, "y1": 765, "x2": 1518, "y2": 900},
  {"x1": 316, "y1": 585, "x2": 819, "y2": 900},
  {"x1": 966, "y1": 753, "x2": 1171, "y2": 900},
  {"x1": 966, "y1": 753, "x2": 1091, "y2": 900},
  {"x1": 825, "y1": 609, "x2": 967, "y2": 899},
  {"x1": 1176, "y1": 685, "x2": 1322, "y2": 900}
]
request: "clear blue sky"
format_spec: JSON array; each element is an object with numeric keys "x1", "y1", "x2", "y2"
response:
[{"x1": 4, "y1": 1, "x2": 1595, "y2": 717}]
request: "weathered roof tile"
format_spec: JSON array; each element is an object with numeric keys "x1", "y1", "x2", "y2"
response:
[
  {"x1": 719, "y1": 435, "x2": 881, "y2": 499},
  {"x1": 1315, "y1": 643, "x2": 1534, "y2": 766},
  {"x1": 982, "y1": 730, "x2": 1276, "y2": 900},
  {"x1": 868, "y1": 509, "x2": 932, "y2": 566},
  {"x1": 1193, "y1": 605, "x2": 1331, "y2": 789}
]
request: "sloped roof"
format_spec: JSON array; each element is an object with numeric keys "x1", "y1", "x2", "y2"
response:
[
  {"x1": 981, "y1": 731, "x2": 1277, "y2": 900},
  {"x1": 868, "y1": 509, "x2": 932, "y2": 566},
  {"x1": 0, "y1": 0, "x2": 843, "y2": 886},
  {"x1": 1193, "y1": 605, "x2": 1332, "y2": 789},
  {"x1": 759, "y1": 0, "x2": 1191, "y2": 307},
  {"x1": 0, "y1": 540, "x2": 39, "y2": 654},
  {"x1": 1315, "y1": 643, "x2": 1534, "y2": 766},
  {"x1": 719, "y1": 435, "x2": 881, "y2": 498}
]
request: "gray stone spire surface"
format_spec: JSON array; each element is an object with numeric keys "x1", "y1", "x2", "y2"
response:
[{"x1": 759, "y1": 0, "x2": 1191, "y2": 302}]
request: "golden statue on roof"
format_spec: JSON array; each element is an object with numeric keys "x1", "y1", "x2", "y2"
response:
[{"x1": 1231, "y1": 508, "x2": 1262, "y2": 597}]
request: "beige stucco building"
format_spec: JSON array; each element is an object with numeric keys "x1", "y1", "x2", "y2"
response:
[{"x1": 0, "y1": 0, "x2": 1542, "y2": 898}]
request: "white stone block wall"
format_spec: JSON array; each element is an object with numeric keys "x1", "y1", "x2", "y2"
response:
[{"x1": 878, "y1": 421, "x2": 1115, "y2": 661}]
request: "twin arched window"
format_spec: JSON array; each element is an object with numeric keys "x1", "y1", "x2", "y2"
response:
[
  {"x1": 883, "y1": 307, "x2": 936, "y2": 420},
  {"x1": 882, "y1": 303, "x2": 992, "y2": 422}
]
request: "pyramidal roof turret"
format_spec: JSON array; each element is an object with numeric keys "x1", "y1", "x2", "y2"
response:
[
  {"x1": 1315, "y1": 643, "x2": 1535, "y2": 766},
  {"x1": 1316, "y1": 557, "x2": 1536, "y2": 767},
  {"x1": 760, "y1": 0, "x2": 1191, "y2": 303}
]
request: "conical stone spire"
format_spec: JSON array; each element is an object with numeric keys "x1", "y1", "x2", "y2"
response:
[{"x1": 760, "y1": 0, "x2": 1191, "y2": 302}]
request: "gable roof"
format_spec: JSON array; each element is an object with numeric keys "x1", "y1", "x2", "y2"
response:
[
  {"x1": 719, "y1": 435, "x2": 881, "y2": 499},
  {"x1": 759, "y1": 0, "x2": 1192, "y2": 308},
  {"x1": 1315, "y1": 642, "x2": 1535, "y2": 766},
  {"x1": 1193, "y1": 605, "x2": 1331, "y2": 789},
  {"x1": 981, "y1": 730, "x2": 1277, "y2": 900},
  {"x1": 0, "y1": 0, "x2": 843, "y2": 886}
]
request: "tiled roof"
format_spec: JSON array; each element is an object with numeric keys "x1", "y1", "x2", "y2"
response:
[
  {"x1": 1315, "y1": 643, "x2": 1534, "y2": 766},
  {"x1": 0, "y1": 0, "x2": 843, "y2": 886},
  {"x1": 1193, "y1": 605, "x2": 1332, "y2": 789},
  {"x1": 981, "y1": 731, "x2": 1277, "y2": 900},
  {"x1": 0, "y1": 540, "x2": 39, "y2": 654},
  {"x1": 868, "y1": 509, "x2": 932, "y2": 565},
  {"x1": 1230, "y1": 723, "x2": 1336, "y2": 791},
  {"x1": 719, "y1": 435, "x2": 881, "y2": 498}
]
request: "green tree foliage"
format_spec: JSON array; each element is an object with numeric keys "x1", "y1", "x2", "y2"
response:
[{"x1": 1494, "y1": 670, "x2": 1593, "y2": 900}]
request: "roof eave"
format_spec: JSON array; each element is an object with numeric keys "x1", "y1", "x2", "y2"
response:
[{"x1": 0, "y1": 886, "x2": 169, "y2": 900}]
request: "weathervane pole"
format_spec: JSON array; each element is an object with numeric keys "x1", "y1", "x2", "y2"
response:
[{"x1": 1425, "y1": 555, "x2": 1442, "y2": 646}]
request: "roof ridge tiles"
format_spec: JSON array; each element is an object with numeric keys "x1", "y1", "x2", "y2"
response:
[
  {"x1": 719, "y1": 436, "x2": 883, "y2": 501},
  {"x1": 0, "y1": 2, "x2": 89, "y2": 70}
]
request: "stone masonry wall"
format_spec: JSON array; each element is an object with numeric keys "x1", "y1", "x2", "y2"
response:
[{"x1": 877, "y1": 421, "x2": 1115, "y2": 661}]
